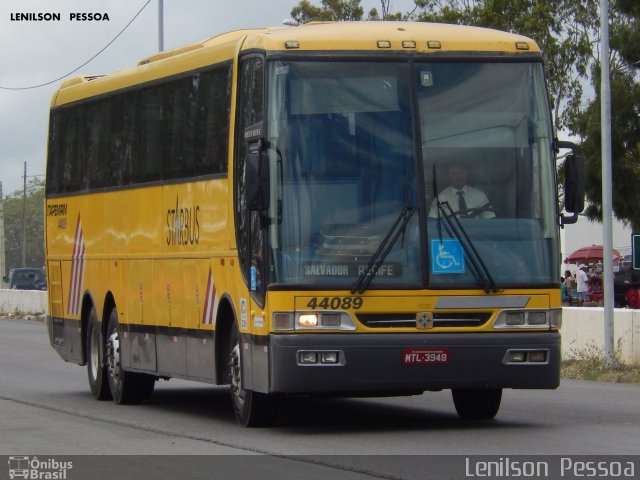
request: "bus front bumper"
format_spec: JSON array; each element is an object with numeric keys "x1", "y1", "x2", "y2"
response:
[{"x1": 268, "y1": 331, "x2": 560, "y2": 394}]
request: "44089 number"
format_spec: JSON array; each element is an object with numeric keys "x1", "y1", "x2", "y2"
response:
[{"x1": 306, "y1": 297, "x2": 363, "y2": 310}]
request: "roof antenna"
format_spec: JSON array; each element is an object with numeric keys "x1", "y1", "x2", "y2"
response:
[{"x1": 283, "y1": 19, "x2": 299, "y2": 26}]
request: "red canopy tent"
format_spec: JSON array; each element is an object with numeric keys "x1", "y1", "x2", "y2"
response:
[{"x1": 564, "y1": 244, "x2": 620, "y2": 265}]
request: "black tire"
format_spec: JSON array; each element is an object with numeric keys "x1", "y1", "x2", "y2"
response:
[
  {"x1": 105, "y1": 308, "x2": 155, "y2": 405},
  {"x1": 452, "y1": 388, "x2": 502, "y2": 420},
  {"x1": 86, "y1": 306, "x2": 111, "y2": 400},
  {"x1": 228, "y1": 321, "x2": 277, "y2": 427}
]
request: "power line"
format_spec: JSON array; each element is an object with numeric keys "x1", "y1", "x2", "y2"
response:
[{"x1": 0, "y1": 0, "x2": 152, "y2": 91}]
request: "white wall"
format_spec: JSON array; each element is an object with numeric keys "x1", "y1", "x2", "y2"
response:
[
  {"x1": 0, "y1": 289, "x2": 47, "y2": 316},
  {"x1": 562, "y1": 307, "x2": 640, "y2": 366}
]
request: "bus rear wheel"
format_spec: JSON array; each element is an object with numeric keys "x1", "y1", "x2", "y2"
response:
[
  {"x1": 105, "y1": 308, "x2": 155, "y2": 404},
  {"x1": 228, "y1": 321, "x2": 277, "y2": 427},
  {"x1": 86, "y1": 306, "x2": 111, "y2": 400},
  {"x1": 452, "y1": 388, "x2": 502, "y2": 420}
]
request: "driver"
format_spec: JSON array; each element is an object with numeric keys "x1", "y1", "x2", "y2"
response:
[{"x1": 428, "y1": 162, "x2": 495, "y2": 219}]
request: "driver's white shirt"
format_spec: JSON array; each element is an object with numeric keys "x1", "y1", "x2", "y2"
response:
[{"x1": 429, "y1": 185, "x2": 495, "y2": 218}]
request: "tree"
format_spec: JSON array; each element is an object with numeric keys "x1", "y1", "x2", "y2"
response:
[
  {"x1": 291, "y1": 0, "x2": 364, "y2": 23},
  {"x1": 611, "y1": 0, "x2": 640, "y2": 68},
  {"x1": 2, "y1": 178, "x2": 45, "y2": 275},
  {"x1": 414, "y1": 0, "x2": 597, "y2": 130},
  {"x1": 368, "y1": 0, "x2": 408, "y2": 20},
  {"x1": 570, "y1": 70, "x2": 640, "y2": 229},
  {"x1": 290, "y1": 0, "x2": 409, "y2": 23},
  {"x1": 413, "y1": 1, "x2": 640, "y2": 229},
  {"x1": 567, "y1": 0, "x2": 640, "y2": 230}
]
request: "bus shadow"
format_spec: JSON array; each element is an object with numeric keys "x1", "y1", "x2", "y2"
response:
[
  {"x1": 142, "y1": 385, "x2": 540, "y2": 433},
  {"x1": 274, "y1": 396, "x2": 538, "y2": 433},
  {"x1": 144, "y1": 383, "x2": 238, "y2": 425}
]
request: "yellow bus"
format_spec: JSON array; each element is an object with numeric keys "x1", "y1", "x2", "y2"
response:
[{"x1": 45, "y1": 21, "x2": 584, "y2": 426}]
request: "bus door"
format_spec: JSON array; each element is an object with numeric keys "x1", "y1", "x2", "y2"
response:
[{"x1": 234, "y1": 54, "x2": 269, "y2": 392}]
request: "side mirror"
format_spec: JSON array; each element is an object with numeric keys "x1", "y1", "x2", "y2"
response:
[
  {"x1": 564, "y1": 153, "x2": 585, "y2": 214},
  {"x1": 245, "y1": 138, "x2": 270, "y2": 211},
  {"x1": 557, "y1": 141, "x2": 585, "y2": 226}
]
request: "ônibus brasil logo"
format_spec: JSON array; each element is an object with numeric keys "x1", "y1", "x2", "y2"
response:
[{"x1": 8, "y1": 456, "x2": 73, "y2": 479}]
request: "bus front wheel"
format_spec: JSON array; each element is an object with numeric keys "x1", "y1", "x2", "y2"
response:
[
  {"x1": 227, "y1": 321, "x2": 277, "y2": 427},
  {"x1": 452, "y1": 388, "x2": 502, "y2": 420},
  {"x1": 105, "y1": 308, "x2": 155, "y2": 404}
]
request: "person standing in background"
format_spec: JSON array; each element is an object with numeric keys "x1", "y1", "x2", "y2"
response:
[
  {"x1": 576, "y1": 264, "x2": 590, "y2": 305},
  {"x1": 564, "y1": 270, "x2": 576, "y2": 302}
]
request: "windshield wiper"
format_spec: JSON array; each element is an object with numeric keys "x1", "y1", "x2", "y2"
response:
[
  {"x1": 436, "y1": 201, "x2": 500, "y2": 293},
  {"x1": 351, "y1": 207, "x2": 415, "y2": 294},
  {"x1": 431, "y1": 164, "x2": 498, "y2": 293}
]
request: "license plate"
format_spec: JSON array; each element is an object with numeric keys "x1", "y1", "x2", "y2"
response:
[{"x1": 402, "y1": 348, "x2": 449, "y2": 365}]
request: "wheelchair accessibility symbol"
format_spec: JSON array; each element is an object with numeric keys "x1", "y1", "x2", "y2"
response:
[{"x1": 431, "y1": 239, "x2": 465, "y2": 274}]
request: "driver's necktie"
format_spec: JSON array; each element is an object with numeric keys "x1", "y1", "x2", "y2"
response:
[{"x1": 457, "y1": 190, "x2": 467, "y2": 215}]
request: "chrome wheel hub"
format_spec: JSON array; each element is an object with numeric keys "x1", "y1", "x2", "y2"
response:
[
  {"x1": 89, "y1": 328, "x2": 100, "y2": 379},
  {"x1": 106, "y1": 330, "x2": 121, "y2": 387},
  {"x1": 229, "y1": 343, "x2": 245, "y2": 406}
]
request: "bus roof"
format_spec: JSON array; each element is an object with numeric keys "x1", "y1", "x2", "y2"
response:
[
  {"x1": 240, "y1": 21, "x2": 539, "y2": 54},
  {"x1": 52, "y1": 21, "x2": 540, "y2": 107}
]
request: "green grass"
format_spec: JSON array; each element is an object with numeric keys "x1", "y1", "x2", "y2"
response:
[
  {"x1": 562, "y1": 360, "x2": 640, "y2": 383},
  {"x1": 561, "y1": 342, "x2": 640, "y2": 384}
]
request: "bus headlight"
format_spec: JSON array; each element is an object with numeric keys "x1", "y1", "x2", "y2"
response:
[
  {"x1": 504, "y1": 349, "x2": 549, "y2": 364},
  {"x1": 299, "y1": 313, "x2": 319, "y2": 327},
  {"x1": 320, "y1": 351, "x2": 339, "y2": 363},
  {"x1": 505, "y1": 312, "x2": 525, "y2": 326},
  {"x1": 273, "y1": 311, "x2": 356, "y2": 331},
  {"x1": 528, "y1": 312, "x2": 547, "y2": 325},
  {"x1": 494, "y1": 310, "x2": 557, "y2": 329},
  {"x1": 298, "y1": 351, "x2": 318, "y2": 364},
  {"x1": 297, "y1": 350, "x2": 343, "y2": 365},
  {"x1": 550, "y1": 309, "x2": 562, "y2": 328},
  {"x1": 273, "y1": 312, "x2": 294, "y2": 330}
]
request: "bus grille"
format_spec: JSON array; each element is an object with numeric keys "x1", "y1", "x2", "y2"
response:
[{"x1": 356, "y1": 312, "x2": 492, "y2": 328}]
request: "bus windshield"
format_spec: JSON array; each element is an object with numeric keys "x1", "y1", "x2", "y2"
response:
[
  {"x1": 420, "y1": 62, "x2": 558, "y2": 287},
  {"x1": 266, "y1": 59, "x2": 558, "y2": 289}
]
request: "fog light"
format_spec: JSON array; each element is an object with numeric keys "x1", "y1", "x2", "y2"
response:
[
  {"x1": 528, "y1": 312, "x2": 547, "y2": 325},
  {"x1": 506, "y1": 312, "x2": 525, "y2": 326},
  {"x1": 528, "y1": 351, "x2": 547, "y2": 362},
  {"x1": 299, "y1": 351, "x2": 318, "y2": 364},
  {"x1": 320, "y1": 352, "x2": 339, "y2": 364},
  {"x1": 509, "y1": 351, "x2": 527, "y2": 362},
  {"x1": 299, "y1": 313, "x2": 319, "y2": 327}
]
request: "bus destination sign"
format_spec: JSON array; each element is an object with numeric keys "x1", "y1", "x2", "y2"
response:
[{"x1": 302, "y1": 262, "x2": 402, "y2": 278}]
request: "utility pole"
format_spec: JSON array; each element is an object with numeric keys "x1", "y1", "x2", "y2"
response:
[
  {"x1": 22, "y1": 161, "x2": 27, "y2": 267},
  {"x1": 158, "y1": 0, "x2": 164, "y2": 52},
  {"x1": 0, "y1": 181, "x2": 5, "y2": 286},
  {"x1": 600, "y1": 0, "x2": 615, "y2": 366}
]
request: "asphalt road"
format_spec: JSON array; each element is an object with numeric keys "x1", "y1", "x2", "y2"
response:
[{"x1": 1, "y1": 317, "x2": 639, "y2": 480}]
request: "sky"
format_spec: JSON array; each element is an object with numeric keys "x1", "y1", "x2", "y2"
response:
[
  {"x1": 0, "y1": 0, "x2": 415, "y2": 196},
  {"x1": 1, "y1": 0, "x2": 629, "y2": 256}
]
